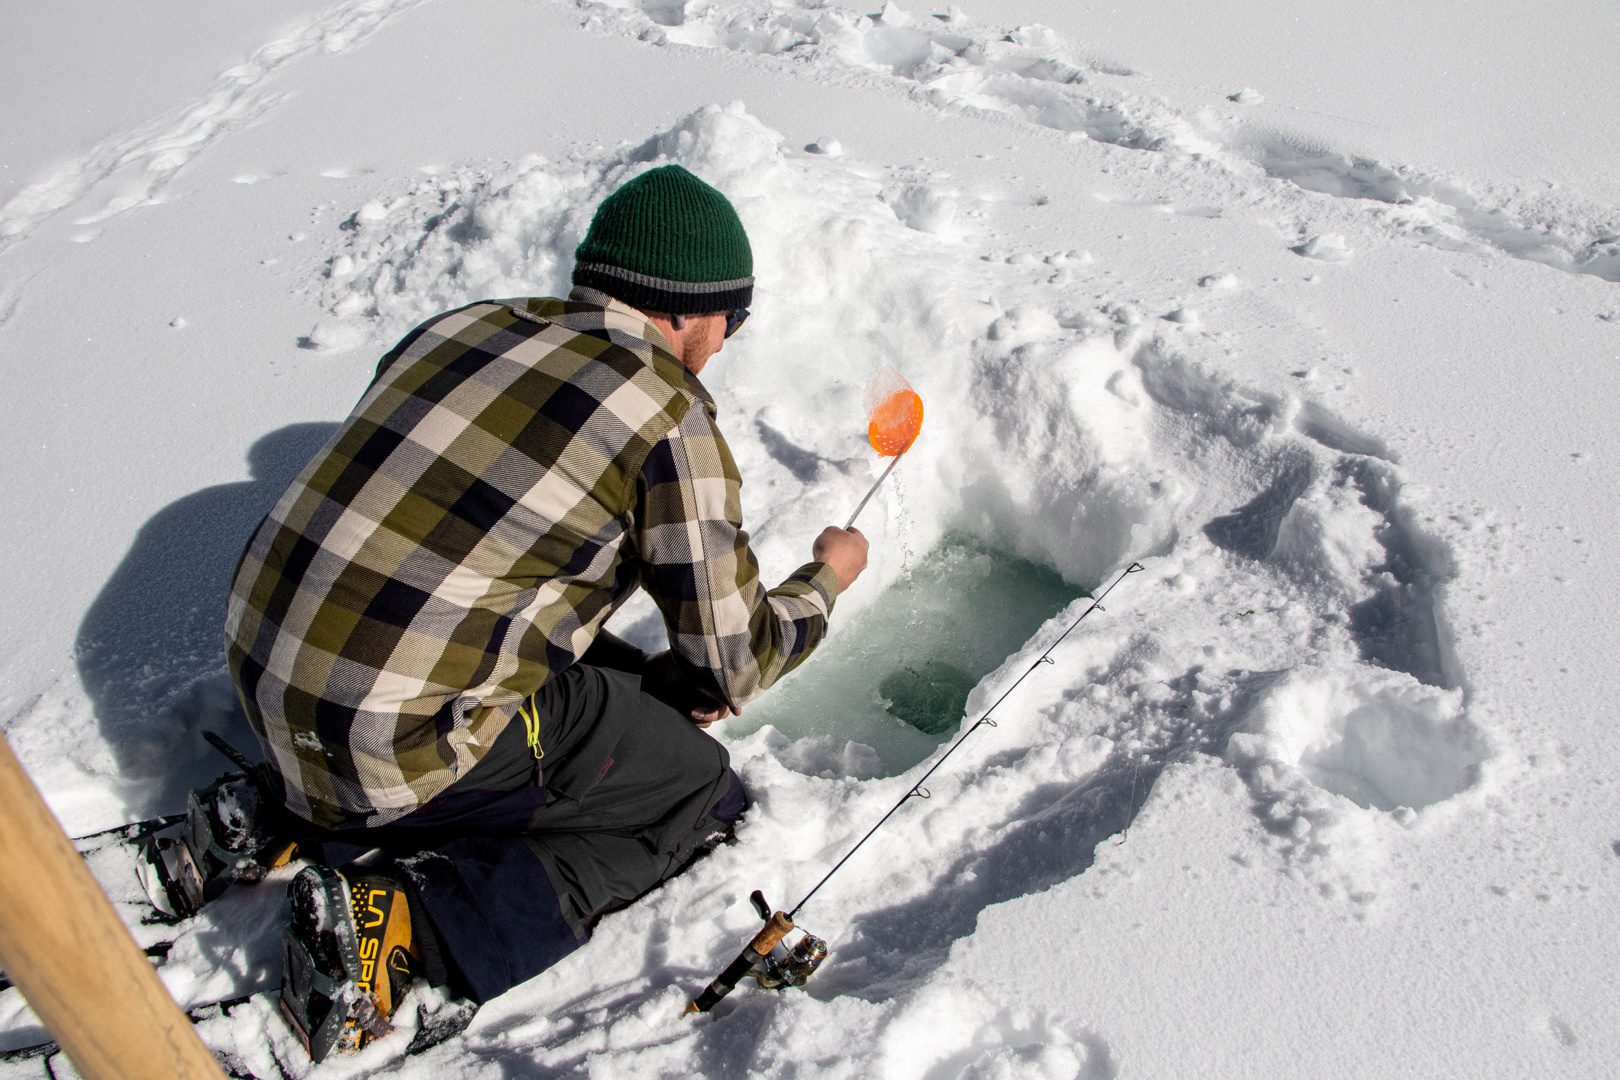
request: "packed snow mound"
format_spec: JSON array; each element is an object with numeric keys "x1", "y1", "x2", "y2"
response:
[
  {"x1": 1232, "y1": 664, "x2": 1487, "y2": 814},
  {"x1": 1225, "y1": 662, "x2": 1493, "y2": 901}
]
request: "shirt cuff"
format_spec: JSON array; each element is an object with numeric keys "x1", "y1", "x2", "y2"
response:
[{"x1": 793, "y1": 561, "x2": 842, "y2": 616}]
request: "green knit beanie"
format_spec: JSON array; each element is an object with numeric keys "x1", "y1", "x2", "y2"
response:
[{"x1": 573, "y1": 164, "x2": 754, "y2": 315}]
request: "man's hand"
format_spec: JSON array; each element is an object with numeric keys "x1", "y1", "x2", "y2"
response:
[
  {"x1": 813, "y1": 526, "x2": 869, "y2": 594},
  {"x1": 643, "y1": 650, "x2": 740, "y2": 728}
]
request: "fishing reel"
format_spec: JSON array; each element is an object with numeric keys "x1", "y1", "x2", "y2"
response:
[
  {"x1": 746, "y1": 891, "x2": 828, "y2": 991},
  {"x1": 685, "y1": 890, "x2": 828, "y2": 1015}
]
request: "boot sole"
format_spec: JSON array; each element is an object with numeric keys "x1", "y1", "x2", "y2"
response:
[{"x1": 280, "y1": 867, "x2": 390, "y2": 1062}]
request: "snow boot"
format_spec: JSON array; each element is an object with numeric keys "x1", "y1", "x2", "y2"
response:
[
  {"x1": 279, "y1": 863, "x2": 419, "y2": 1062},
  {"x1": 139, "y1": 773, "x2": 300, "y2": 920}
]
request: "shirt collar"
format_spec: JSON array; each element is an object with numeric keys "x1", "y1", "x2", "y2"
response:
[
  {"x1": 565, "y1": 286, "x2": 668, "y2": 346},
  {"x1": 562, "y1": 286, "x2": 714, "y2": 407}
]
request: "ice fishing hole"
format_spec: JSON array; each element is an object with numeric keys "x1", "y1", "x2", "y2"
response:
[{"x1": 734, "y1": 534, "x2": 1091, "y2": 777}]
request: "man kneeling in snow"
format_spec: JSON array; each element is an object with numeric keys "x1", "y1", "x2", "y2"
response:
[{"x1": 223, "y1": 164, "x2": 868, "y2": 1059}]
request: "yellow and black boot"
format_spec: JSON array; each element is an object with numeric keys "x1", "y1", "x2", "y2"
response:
[{"x1": 280, "y1": 863, "x2": 419, "y2": 1062}]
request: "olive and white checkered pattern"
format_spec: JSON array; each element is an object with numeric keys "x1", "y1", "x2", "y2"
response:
[{"x1": 226, "y1": 289, "x2": 836, "y2": 829}]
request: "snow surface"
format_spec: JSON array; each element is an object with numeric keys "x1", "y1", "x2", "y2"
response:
[{"x1": 1, "y1": 1, "x2": 1617, "y2": 1077}]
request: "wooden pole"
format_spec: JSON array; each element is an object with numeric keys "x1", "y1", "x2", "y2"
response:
[{"x1": 0, "y1": 734, "x2": 224, "y2": 1079}]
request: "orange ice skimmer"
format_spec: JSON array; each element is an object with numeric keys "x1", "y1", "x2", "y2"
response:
[{"x1": 845, "y1": 371, "x2": 924, "y2": 529}]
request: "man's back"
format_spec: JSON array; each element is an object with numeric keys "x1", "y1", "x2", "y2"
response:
[{"x1": 225, "y1": 294, "x2": 706, "y2": 829}]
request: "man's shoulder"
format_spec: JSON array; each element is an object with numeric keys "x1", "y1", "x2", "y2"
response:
[
  {"x1": 493, "y1": 295, "x2": 593, "y2": 325},
  {"x1": 407, "y1": 296, "x2": 648, "y2": 369},
  {"x1": 492, "y1": 295, "x2": 711, "y2": 410},
  {"x1": 407, "y1": 296, "x2": 603, "y2": 331},
  {"x1": 392, "y1": 296, "x2": 707, "y2": 428},
  {"x1": 478, "y1": 294, "x2": 636, "y2": 342}
]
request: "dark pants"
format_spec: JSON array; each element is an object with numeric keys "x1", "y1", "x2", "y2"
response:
[{"x1": 312, "y1": 664, "x2": 746, "y2": 1004}]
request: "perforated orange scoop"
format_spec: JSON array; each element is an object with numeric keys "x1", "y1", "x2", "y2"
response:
[
  {"x1": 846, "y1": 370, "x2": 924, "y2": 528},
  {"x1": 867, "y1": 387, "x2": 924, "y2": 457}
]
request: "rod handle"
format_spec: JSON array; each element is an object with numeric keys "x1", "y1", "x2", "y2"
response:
[
  {"x1": 749, "y1": 911, "x2": 795, "y2": 956},
  {"x1": 685, "y1": 911, "x2": 795, "y2": 1015}
]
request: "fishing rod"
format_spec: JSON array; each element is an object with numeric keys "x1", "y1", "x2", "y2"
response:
[{"x1": 685, "y1": 559, "x2": 1147, "y2": 1015}]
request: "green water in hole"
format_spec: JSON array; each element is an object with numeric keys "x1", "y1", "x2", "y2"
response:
[
  {"x1": 731, "y1": 534, "x2": 1092, "y2": 777},
  {"x1": 878, "y1": 660, "x2": 979, "y2": 736}
]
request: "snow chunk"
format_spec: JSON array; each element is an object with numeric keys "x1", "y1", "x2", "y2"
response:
[
  {"x1": 1006, "y1": 24, "x2": 1061, "y2": 50},
  {"x1": 772, "y1": 731, "x2": 884, "y2": 779},
  {"x1": 1228, "y1": 87, "x2": 1265, "y2": 104},
  {"x1": 873, "y1": 1, "x2": 914, "y2": 27},
  {"x1": 984, "y1": 304, "x2": 1060, "y2": 345},
  {"x1": 876, "y1": 985, "x2": 1107, "y2": 1078},
  {"x1": 1293, "y1": 233, "x2": 1355, "y2": 262},
  {"x1": 1270, "y1": 470, "x2": 1388, "y2": 598},
  {"x1": 885, "y1": 181, "x2": 959, "y2": 235},
  {"x1": 1106, "y1": 301, "x2": 1141, "y2": 326},
  {"x1": 300, "y1": 316, "x2": 368, "y2": 353}
]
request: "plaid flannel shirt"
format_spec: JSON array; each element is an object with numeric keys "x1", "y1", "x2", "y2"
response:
[{"x1": 225, "y1": 289, "x2": 838, "y2": 829}]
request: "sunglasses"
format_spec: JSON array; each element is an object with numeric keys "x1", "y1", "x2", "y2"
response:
[{"x1": 724, "y1": 307, "x2": 750, "y2": 338}]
